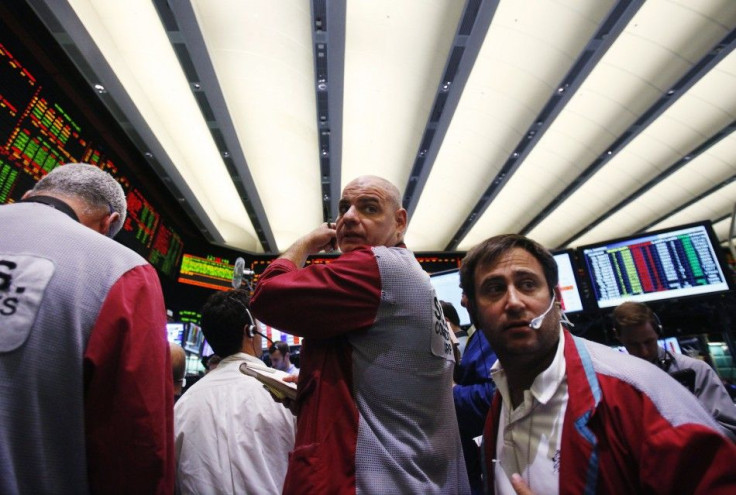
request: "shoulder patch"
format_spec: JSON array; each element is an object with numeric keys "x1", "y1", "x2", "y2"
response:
[{"x1": 0, "y1": 254, "x2": 55, "y2": 352}]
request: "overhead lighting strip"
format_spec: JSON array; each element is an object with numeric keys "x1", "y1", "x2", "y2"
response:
[{"x1": 445, "y1": 0, "x2": 644, "y2": 251}]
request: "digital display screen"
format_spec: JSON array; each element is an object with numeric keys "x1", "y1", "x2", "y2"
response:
[
  {"x1": 580, "y1": 222, "x2": 731, "y2": 309},
  {"x1": 177, "y1": 253, "x2": 236, "y2": 291},
  {"x1": 166, "y1": 322, "x2": 185, "y2": 345},
  {"x1": 552, "y1": 251, "x2": 585, "y2": 313},
  {"x1": 184, "y1": 322, "x2": 204, "y2": 354},
  {"x1": 429, "y1": 269, "x2": 472, "y2": 327},
  {"x1": 0, "y1": 18, "x2": 183, "y2": 278}
]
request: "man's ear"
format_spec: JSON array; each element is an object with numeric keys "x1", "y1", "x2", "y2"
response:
[
  {"x1": 21, "y1": 190, "x2": 32, "y2": 200},
  {"x1": 101, "y1": 211, "x2": 120, "y2": 237},
  {"x1": 395, "y1": 208, "x2": 408, "y2": 237},
  {"x1": 553, "y1": 285, "x2": 562, "y2": 303}
]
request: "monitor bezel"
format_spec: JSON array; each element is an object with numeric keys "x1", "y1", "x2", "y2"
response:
[
  {"x1": 551, "y1": 248, "x2": 589, "y2": 314},
  {"x1": 429, "y1": 268, "x2": 472, "y2": 327},
  {"x1": 575, "y1": 220, "x2": 734, "y2": 310}
]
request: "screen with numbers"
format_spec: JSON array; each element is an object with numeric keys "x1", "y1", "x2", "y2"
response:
[
  {"x1": 0, "y1": 12, "x2": 183, "y2": 278},
  {"x1": 578, "y1": 222, "x2": 731, "y2": 309}
]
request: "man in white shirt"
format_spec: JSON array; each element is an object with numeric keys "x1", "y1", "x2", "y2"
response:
[
  {"x1": 269, "y1": 341, "x2": 300, "y2": 376},
  {"x1": 174, "y1": 289, "x2": 296, "y2": 494}
]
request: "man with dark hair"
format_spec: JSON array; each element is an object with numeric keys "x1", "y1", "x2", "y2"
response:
[
  {"x1": 251, "y1": 176, "x2": 469, "y2": 494},
  {"x1": 613, "y1": 301, "x2": 736, "y2": 441},
  {"x1": 174, "y1": 289, "x2": 295, "y2": 494},
  {"x1": 269, "y1": 341, "x2": 299, "y2": 375},
  {"x1": 461, "y1": 233, "x2": 736, "y2": 494},
  {"x1": 0, "y1": 163, "x2": 174, "y2": 494},
  {"x1": 442, "y1": 299, "x2": 468, "y2": 357}
]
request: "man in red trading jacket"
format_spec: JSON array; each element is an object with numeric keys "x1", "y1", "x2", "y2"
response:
[
  {"x1": 250, "y1": 175, "x2": 470, "y2": 494},
  {"x1": 0, "y1": 163, "x2": 174, "y2": 494},
  {"x1": 459, "y1": 233, "x2": 736, "y2": 494}
]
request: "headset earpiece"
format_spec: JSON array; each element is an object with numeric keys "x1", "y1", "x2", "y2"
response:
[
  {"x1": 651, "y1": 311, "x2": 663, "y2": 337},
  {"x1": 244, "y1": 307, "x2": 257, "y2": 338}
]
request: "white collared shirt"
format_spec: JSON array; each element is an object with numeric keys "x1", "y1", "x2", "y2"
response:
[
  {"x1": 174, "y1": 353, "x2": 296, "y2": 494},
  {"x1": 491, "y1": 327, "x2": 568, "y2": 495}
]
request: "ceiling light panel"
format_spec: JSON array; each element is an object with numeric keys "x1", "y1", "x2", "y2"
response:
[
  {"x1": 647, "y1": 179, "x2": 736, "y2": 232},
  {"x1": 67, "y1": 0, "x2": 258, "y2": 249},
  {"x1": 192, "y1": 0, "x2": 320, "y2": 251},
  {"x1": 409, "y1": 0, "x2": 614, "y2": 251},
  {"x1": 712, "y1": 216, "x2": 735, "y2": 244},
  {"x1": 341, "y1": 0, "x2": 465, "y2": 192},
  {"x1": 572, "y1": 132, "x2": 736, "y2": 246},
  {"x1": 550, "y1": 50, "x2": 736, "y2": 248},
  {"x1": 521, "y1": 0, "x2": 736, "y2": 248}
]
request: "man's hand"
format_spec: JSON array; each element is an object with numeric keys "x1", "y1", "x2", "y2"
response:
[
  {"x1": 266, "y1": 374, "x2": 299, "y2": 416},
  {"x1": 280, "y1": 222, "x2": 338, "y2": 268},
  {"x1": 510, "y1": 473, "x2": 535, "y2": 495}
]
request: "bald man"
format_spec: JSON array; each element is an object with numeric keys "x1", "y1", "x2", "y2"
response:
[{"x1": 251, "y1": 176, "x2": 469, "y2": 494}]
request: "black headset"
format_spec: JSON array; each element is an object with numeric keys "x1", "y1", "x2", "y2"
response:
[
  {"x1": 227, "y1": 293, "x2": 270, "y2": 343},
  {"x1": 651, "y1": 311, "x2": 664, "y2": 337},
  {"x1": 613, "y1": 307, "x2": 672, "y2": 371},
  {"x1": 649, "y1": 311, "x2": 674, "y2": 371},
  {"x1": 244, "y1": 307, "x2": 257, "y2": 338}
]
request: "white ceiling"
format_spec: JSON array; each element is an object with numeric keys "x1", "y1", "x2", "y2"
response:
[{"x1": 25, "y1": 0, "x2": 736, "y2": 255}]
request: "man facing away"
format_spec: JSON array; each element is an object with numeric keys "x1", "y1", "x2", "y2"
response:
[
  {"x1": 0, "y1": 163, "x2": 174, "y2": 494},
  {"x1": 459, "y1": 234, "x2": 736, "y2": 495},
  {"x1": 174, "y1": 289, "x2": 296, "y2": 494},
  {"x1": 612, "y1": 301, "x2": 736, "y2": 441},
  {"x1": 250, "y1": 175, "x2": 470, "y2": 494}
]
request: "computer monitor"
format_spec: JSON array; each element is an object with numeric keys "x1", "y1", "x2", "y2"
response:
[
  {"x1": 184, "y1": 322, "x2": 205, "y2": 355},
  {"x1": 166, "y1": 322, "x2": 185, "y2": 345},
  {"x1": 552, "y1": 250, "x2": 586, "y2": 313},
  {"x1": 578, "y1": 221, "x2": 732, "y2": 309},
  {"x1": 429, "y1": 269, "x2": 472, "y2": 327}
]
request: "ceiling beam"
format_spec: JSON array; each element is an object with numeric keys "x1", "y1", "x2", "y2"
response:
[
  {"x1": 401, "y1": 0, "x2": 498, "y2": 219},
  {"x1": 310, "y1": 0, "x2": 345, "y2": 222},
  {"x1": 25, "y1": 0, "x2": 225, "y2": 244},
  {"x1": 557, "y1": 120, "x2": 736, "y2": 248},
  {"x1": 163, "y1": 0, "x2": 277, "y2": 252},
  {"x1": 519, "y1": 25, "x2": 736, "y2": 238},
  {"x1": 444, "y1": 0, "x2": 645, "y2": 251},
  {"x1": 636, "y1": 175, "x2": 736, "y2": 234}
]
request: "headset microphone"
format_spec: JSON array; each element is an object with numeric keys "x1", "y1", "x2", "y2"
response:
[{"x1": 529, "y1": 298, "x2": 556, "y2": 330}]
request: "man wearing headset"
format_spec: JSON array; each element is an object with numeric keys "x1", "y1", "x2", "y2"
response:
[
  {"x1": 612, "y1": 301, "x2": 736, "y2": 441},
  {"x1": 461, "y1": 234, "x2": 736, "y2": 495},
  {"x1": 174, "y1": 289, "x2": 296, "y2": 494},
  {"x1": 250, "y1": 176, "x2": 469, "y2": 494}
]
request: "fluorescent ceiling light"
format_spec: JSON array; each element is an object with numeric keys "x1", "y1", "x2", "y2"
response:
[{"x1": 67, "y1": 0, "x2": 260, "y2": 250}]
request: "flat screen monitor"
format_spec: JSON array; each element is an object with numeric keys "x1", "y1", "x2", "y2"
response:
[
  {"x1": 578, "y1": 221, "x2": 732, "y2": 309},
  {"x1": 166, "y1": 322, "x2": 185, "y2": 345},
  {"x1": 552, "y1": 250, "x2": 585, "y2": 313},
  {"x1": 184, "y1": 322, "x2": 204, "y2": 354},
  {"x1": 429, "y1": 269, "x2": 472, "y2": 327}
]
